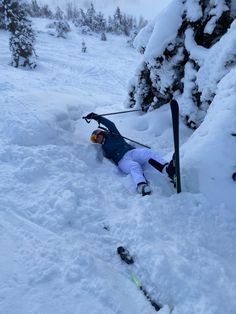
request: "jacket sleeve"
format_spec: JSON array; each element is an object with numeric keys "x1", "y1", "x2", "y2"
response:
[{"x1": 96, "y1": 116, "x2": 120, "y2": 135}]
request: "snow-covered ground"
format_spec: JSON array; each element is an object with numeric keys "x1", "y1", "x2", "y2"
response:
[{"x1": 0, "y1": 18, "x2": 236, "y2": 314}]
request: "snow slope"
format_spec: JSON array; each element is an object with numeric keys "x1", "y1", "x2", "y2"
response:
[{"x1": 0, "y1": 18, "x2": 236, "y2": 314}]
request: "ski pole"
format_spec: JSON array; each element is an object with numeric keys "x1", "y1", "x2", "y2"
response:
[
  {"x1": 97, "y1": 109, "x2": 142, "y2": 116},
  {"x1": 97, "y1": 126, "x2": 151, "y2": 149},
  {"x1": 83, "y1": 111, "x2": 150, "y2": 148},
  {"x1": 119, "y1": 135, "x2": 151, "y2": 149},
  {"x1": 82, "y1": 109, "x2": 142, "y2": 123}
]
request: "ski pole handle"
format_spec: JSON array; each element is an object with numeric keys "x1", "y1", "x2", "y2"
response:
[{"x1": 82, "y1": 116, "x2": 91, "y2": 123}]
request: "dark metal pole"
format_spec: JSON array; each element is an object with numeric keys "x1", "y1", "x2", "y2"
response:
[
  {"x1": 97, "y1": 109, "x2": 142, "y2": 116},
  {"x1": 82, "y1": 109, "x2": 142, "y2": 122},
  {"x1": 121, "y1": 135, "x2": 151, "y2": 148}
]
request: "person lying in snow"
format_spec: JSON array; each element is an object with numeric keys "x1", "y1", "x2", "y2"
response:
[{"x1": 85, "y1": 112, "x2": 175, "y2": 196}]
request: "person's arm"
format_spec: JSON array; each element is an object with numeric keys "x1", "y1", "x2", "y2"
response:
[
  {"x1": 95, "y1": 116, "x2": 120, "y2": 134},
  {"x1": 85, "y1": 112, "x2": 120, "y2": 134}
]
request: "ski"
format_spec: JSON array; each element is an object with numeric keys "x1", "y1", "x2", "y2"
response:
[
  {"x1": 170, "y1": 99, "x2": 181, "y2": 193},
  {"x1": 117, "y1": 246, "x2": 162, "y2": 312}
]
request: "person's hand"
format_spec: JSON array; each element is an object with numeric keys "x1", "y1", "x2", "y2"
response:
[{"x1": 85, "y1": 112, "x2": 99, "y2": 120}]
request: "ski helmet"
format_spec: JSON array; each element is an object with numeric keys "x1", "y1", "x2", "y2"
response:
[{"x1": 90, "y1": 129, "x2": 105, "y2": 143}]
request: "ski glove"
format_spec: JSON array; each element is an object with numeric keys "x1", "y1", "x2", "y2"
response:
[{"x1": 85, "y1": 112, "x2": 99, "y2": 120}]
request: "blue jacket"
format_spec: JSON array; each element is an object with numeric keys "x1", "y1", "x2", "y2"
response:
[{"x1": 95, "y1": 116, "x2": 134, "y2": 164}]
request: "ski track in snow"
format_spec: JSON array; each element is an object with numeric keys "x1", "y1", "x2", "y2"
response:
[{"x1": 0, "y1": 19, "x2": 236, "y2": 314}]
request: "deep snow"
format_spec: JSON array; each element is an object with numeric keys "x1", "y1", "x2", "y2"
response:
[{"x1": 0, "y1": 17, "x2": 236, "y2": 314}]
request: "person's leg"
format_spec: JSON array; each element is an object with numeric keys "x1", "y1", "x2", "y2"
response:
[
  {"x1": 118, "y1": 151, "x2": 152, "y2": 195},
  {"x1": 118, "y1": 157, "x2": 146, "y2": 186},
  {"x1": 165, "y1": 153, "x2": 176, "y2": 180},
  {"x1": 128, "y1": 148, "x2": 168, "y2": 172},
  {"x1": 149, "y1": 158, "x2": 168, "y2": 173}
]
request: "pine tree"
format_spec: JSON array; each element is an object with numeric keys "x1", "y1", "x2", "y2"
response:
[
  {"x1": 86, "y1": 2, "x2": 95, "y2": 30},
  {"x1": 30, "y1": 0, "x2": 41, "y2": 17},
  {"x1": 55, "y1": 6, "x2": 64, "y2": 20},
  {"x1": 137, "y1": 16, "x2": 147, "y2": 30},
  {"x1": 66, "y1": 1, "x2": 79, "y2": 20},
  {"x1": 77, "y1": 8, "x2": 92, "y2": 34},
  {"x1": 106, "y1": 16, "x2": 113, "y2": 33},
  {"x1": 0, "y1": 1, "x2": 6, "y2": 29},
  {"x1": 4, "y1": 0, "x2": 37, "y2": 68},
  {"x1": 48, "y1": 6, "x2": 70, "y2": 38},
  {"x1": 127, "y1": 29, "x2": 138, "y2": 47},
  {"x1": 113, "y1": 7, "x2": 123, "y2": 35},
  {"x1": 41, "y1": 4, "x2": 53, "y2": 19},
  {"x1": 95, "y1": 11, "x2": 106, "y2": 33},
  {"x1": 55, "y1": 20, "x2": 71, "y2": 38},
  {"x1": 127, "y1": 0, "x2": 234, "y2": 127}
]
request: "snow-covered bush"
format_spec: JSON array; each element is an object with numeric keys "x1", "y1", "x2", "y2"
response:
[
  {"x1": 47, "y1": 18, "x2": 71, "y2": 38},
  {"x1": 128, "y1": 0, "x2": 234, "y2": 128},
  {"x1": 55, "y1": 20, "x2": 71, "y2": 38}
]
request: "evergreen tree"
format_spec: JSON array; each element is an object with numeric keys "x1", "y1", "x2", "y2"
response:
[
  {"x1": 30, "y1": 0, "x2": 41, "y2": 17},
  {"x1": 0, "y1": 1, "x2": 6, "y2": 29},
  {"x1": 41, "y1": 4, "x2": 53, "y2": 19},
  {"x1": 94, "y1": 11, "x2": 106, "y2": 32},
  {"x1": 55, "y1": 20, "x2": 71, "y2": 38},
  {"x1": 4, "y1": 0, "x2": 36, "y2": 68},
  {"x1": 106, "y1": 16, "x2": 113, "y2": 33},
  {"x1": 75, "y1": 8, "x2": 92, "y2": 34},
  {"x1": 66, "y1": 1, "x2": 79, "y2": 20},
  {"x1": 127, "y1": 0, "x2": 234, "y2": 127},
  {"x1": 67, "y1": 2, "x2": 145, "y2": 36},
  {"x1": 138, "y1": 16, "x2": 147, "y2": 30},
  {"x1": 55, "y1": 6, "x2": 64, "y2": 20},
  {"x1": 86, "y1": 2, "x2": 95, "y2": 30},
  {"x1": 48, "y1": 6, "x2": 70, "y2": 38},
  {"x1": 112, "y1": 7, "x2": 123, "y2": 35},
  {"x1": 127, "y1": 29, "x2": 138, "y2": 47}
]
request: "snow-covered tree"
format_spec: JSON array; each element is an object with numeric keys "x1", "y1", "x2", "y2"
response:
[
  {"x1": 68, "y1": 3, "x2": 144, "y2": 36},
  {"x1": 106, "y1": 16, "x2": 113, "y2": 33},
  {"x1": 30, "y1": 0, "x2": 41, "y2": 17},
  {"x1": 47, "y1": 7, "x2": 71, "y2": 39},
  {"x1": 127, "y1": 0, "x2": 234, "y2": 128},
  {"x1": 94, "y1": 11, "x2": 106, "y2": 33},
  {"x1": 137, "y1": 16, "x2": 147, "y2": 30},
  {"x1": 112, "y1": 7, "x2": 123, "y2": 35},
  {"x1": 3, "y1": 0, "x2": 37, "y2": 68},
  {"x1": 66, "y1": 1, "x2": 79, "y2": 20},
  {"x1": 40, "y1": 4, "x2": 53, "y2": 19},
  {"x1": 86, "y1": 2, "x2": 95, "y2": 28},
  {"x1": 73, "y1": 8, "x2": 91, "y2": 33},
  {"x1": 0, "y1": 1, "x2": 6, "y2": 29},
  {"x1": 127, "y1": 29, "x2": 138, "y2": 47},
  {"x1": 55, "y1": 6, "x2": 64, "y2": 20},
  {"x1": 55, "y1": 20, "x2": 71, "y2": 38}
]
